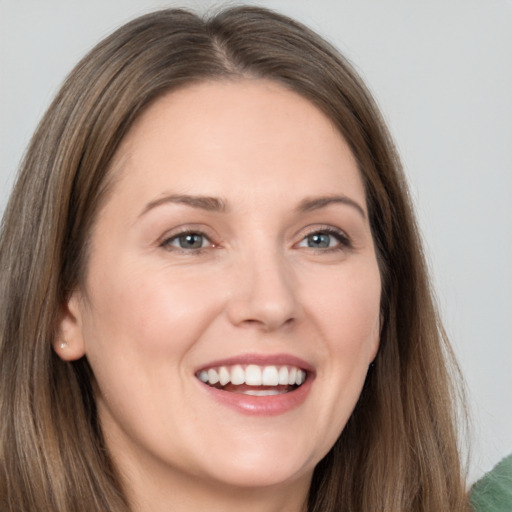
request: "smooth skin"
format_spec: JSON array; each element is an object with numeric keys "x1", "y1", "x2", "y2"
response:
[{"x1": 56, "y1": 79, "x2": 381, "y2": 512}]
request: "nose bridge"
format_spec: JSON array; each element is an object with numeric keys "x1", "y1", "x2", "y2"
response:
[{"x1": 226, "y1": 235, "x2": 298, "y2": 331}]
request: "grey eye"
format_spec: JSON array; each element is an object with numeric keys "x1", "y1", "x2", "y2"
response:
[
  {"x1": 176, "y1": 233, "x2": 205, "y2": 249},
  {"x1": 161, "y1": 229, "x2": 214, "y2": 252},
  {"x1": 306, "y1": 233, "x2": 333, "y2": 248}
]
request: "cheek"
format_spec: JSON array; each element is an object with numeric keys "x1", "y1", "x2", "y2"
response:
[
  {"x1": 81, "y1": 261, "x2": 226, "y2": 368},
  {"x1": 79, "y1": 263, "x2": 228, "y2": 446},
  {"x1": 293, "y1": 260, "x2": 381, "y2": 457},
  {"x1": 306, "y1": 261, "x2": 381, "y2": 358},
  {"x1": 79, "y1": 266, "x2": 228, "y2": 396}
]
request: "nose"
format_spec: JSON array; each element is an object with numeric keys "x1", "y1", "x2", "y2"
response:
[{"x1": 226, "y1": 247, "x2": 298, "y2": 332}]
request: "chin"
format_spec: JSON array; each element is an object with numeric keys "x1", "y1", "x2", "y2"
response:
[
  {"x1": 209, "y1": 462, "x2": 312, "y2": 490},
  {"x1": 194, "y1": 441, "x2": 318, "y2": 490}
]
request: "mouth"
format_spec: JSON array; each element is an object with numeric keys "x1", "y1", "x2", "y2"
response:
[{"x1": 196, "y1": 364, "x2": 307, "y2": 396}]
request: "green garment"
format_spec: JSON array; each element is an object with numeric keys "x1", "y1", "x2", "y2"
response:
[{"x1": 471, "y1": 454, "x2": 512, "y2": 511}]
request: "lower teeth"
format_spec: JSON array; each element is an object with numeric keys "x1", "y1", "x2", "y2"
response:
[
  {"x1": 238, "y1": 389, "x2": 285, "y2": 396},
  {"x1": 205, "y1": 382, "x2": 299, "y2": 395}
]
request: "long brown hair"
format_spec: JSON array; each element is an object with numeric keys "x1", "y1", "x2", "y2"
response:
[{"x1": 0, "y1": 6, "x2": 468, "y2": 511}]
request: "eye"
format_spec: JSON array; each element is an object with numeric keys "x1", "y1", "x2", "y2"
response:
[
  {"x1": 297, "y1": 228, "x2": 351, "y2": 251},
  {"x1": 161, "y1": 231, "x2": 212, "y2": 251},
  {"x1": 304, "y1": 232, "x2": 333, "y2": 249}
]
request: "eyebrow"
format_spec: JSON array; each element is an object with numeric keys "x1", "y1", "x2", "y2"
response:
[
  {"x1": 139, "y1": 194, "x2": 227, "y2": 217},
  {"x1": 297, "y1": 195, "x2": 366, "y2": 219},
  {"x1": 139, "y1": 193, "x2": 366, "y2": 219}
]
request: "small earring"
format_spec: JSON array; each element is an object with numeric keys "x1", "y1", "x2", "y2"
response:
[{"x1": 59, "y1": 341, "x2": 67, "y2": 350}]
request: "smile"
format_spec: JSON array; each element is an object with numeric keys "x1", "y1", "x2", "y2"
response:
[{"x1": 196, "y1": 364, "x2": 307, "y2": 395}]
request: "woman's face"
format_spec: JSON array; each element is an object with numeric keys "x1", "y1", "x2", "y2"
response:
[{"x1": 59, "y1": 80, "x2": 381, "y2": 494}]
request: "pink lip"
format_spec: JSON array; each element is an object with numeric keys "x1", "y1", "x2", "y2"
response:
[{"x1": 195, "y1": 353, "x2": 315, "y2": 416}]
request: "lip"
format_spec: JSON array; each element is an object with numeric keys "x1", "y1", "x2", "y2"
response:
[{"x1": 195, "y1": 353, "x2": 315, "y2": 416}]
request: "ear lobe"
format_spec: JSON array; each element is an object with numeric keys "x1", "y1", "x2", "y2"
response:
[{"x1": 54, "y1": 291, "x2": 86, "y2": 361}]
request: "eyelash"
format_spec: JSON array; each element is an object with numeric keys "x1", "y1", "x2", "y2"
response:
[
  {"x1": 159, "y1": 226, "x2": 352, "y2": 254},
  {"x1": 159, "y1": 229, "x2": 214, "y2": 254},
  {"x1": 297, "y1": 226, "x2": 352, "y2": 252}
]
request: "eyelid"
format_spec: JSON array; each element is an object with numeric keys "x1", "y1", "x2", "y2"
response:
[
  {"x1": 158, "y1": 225, "x2": 218, "y2": 252},
  {"x1": 295, "y1": 224, "x2": 353, "y2": 250},
  {"x1": 156, "y1": 223, "x2": 353, "y2": 253}
]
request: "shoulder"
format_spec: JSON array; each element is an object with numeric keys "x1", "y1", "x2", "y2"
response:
[{"x1": 470, "y1": 454, "x2": 512, "y2": 512}]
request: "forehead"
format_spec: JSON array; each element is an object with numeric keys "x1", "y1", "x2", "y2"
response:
[{"x1": 107, "y1": 79, "x2": 365, "y2": 209}]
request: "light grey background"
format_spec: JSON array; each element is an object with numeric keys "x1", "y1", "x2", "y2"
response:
[{"x1": 1, "y1": 0, "x2": 510, "y2": 484}]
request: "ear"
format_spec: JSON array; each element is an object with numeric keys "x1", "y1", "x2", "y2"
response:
[
  {"x1": 369, "y1": 335, "x2": 380, "y2": 364},
  {"x1": 53, "y1": 291, "x2": 87, "y2": 361}
]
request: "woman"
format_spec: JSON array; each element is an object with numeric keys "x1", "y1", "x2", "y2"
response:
[{"x1": 0, "y1": 6, "x2": 470, "y2": 511}]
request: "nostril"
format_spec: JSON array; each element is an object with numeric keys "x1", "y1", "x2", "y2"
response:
[{"x1": 239, "y1": 316, "x2": 295, "y2": 331}]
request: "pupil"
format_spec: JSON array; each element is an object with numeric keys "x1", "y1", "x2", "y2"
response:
[
  {"x1": 308, "y1": 233, "x2": 330, "y2": 248},
  {"x1": 180, "y1": 234, "x2": 203, "y2": 249}
]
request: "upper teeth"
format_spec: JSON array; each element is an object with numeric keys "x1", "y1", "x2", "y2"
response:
[{"x1": 197, "y1": 364, "x2": 306, "y2": 387}]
